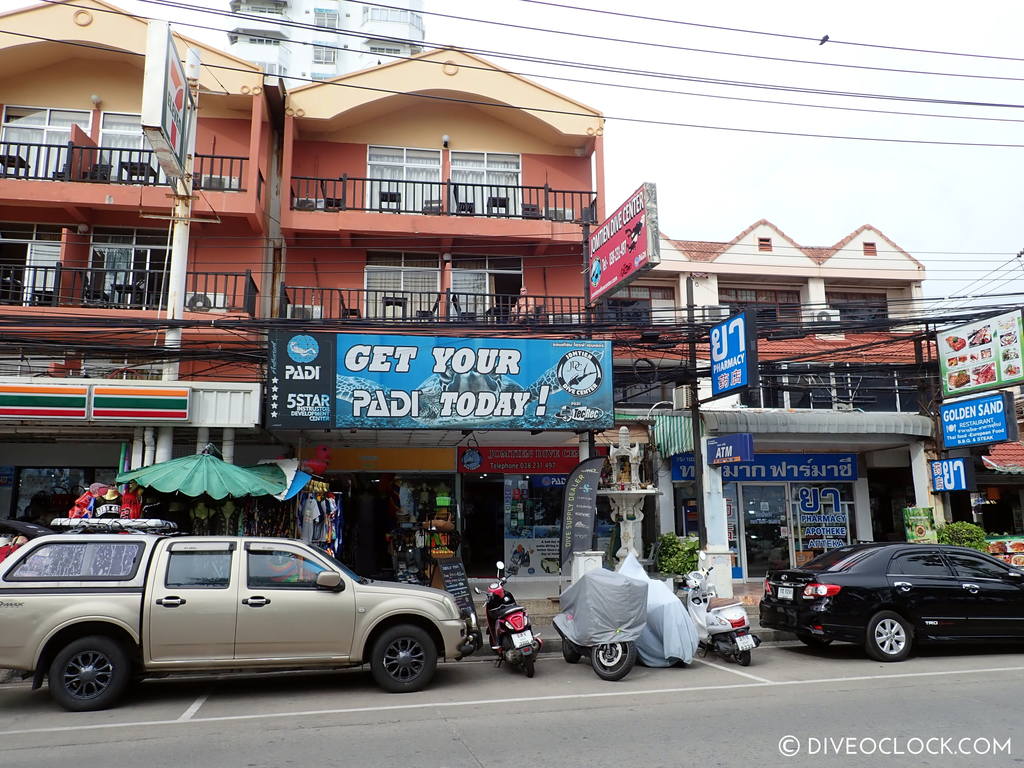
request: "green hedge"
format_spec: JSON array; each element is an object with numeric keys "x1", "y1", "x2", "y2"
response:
[{"x1": 936, "y1": 521, "x2": 989, "y2": 553}]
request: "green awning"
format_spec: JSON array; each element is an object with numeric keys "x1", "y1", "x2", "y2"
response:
[
  {"x1": 117, "y1": 453, "x2": 288, "y2": 499},
  {"x1": 652, "y1": 413, "x2": 694, "y2": 456}
]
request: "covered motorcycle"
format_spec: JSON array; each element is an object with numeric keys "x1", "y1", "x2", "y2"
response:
[
  {"x1": 553, "y1": 566, "x2": 648, "y2": 681},
  {"x1": 618, "y1": 554, "x2": 699, "y2": 667}
]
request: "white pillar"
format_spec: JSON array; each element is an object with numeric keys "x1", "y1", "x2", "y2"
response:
[
  {"x1": 143, "y1": 427, "x2": 156, "y2": 466},
  {"x1": 854, "y1": 476, "x2": 873, "y2": 541},
  {"x1": 130, "y1": 427, "x2": 144, "y2": 470},
  {"x1": 578, "y1": 432, "x2": 590, "y2": 461},
  {"x1": 196, "y1": 426, "x2": 210, "y2": 454},
  {"x1": 155, "y1": 426, "x2": 173, "y2": 463},
  {"x1": 801, "y1": 277, "x2": 827, "y2": 323},
  {"x1": 223, "y1": 427, "x2": 236, "y2": 464},
  {"x1": 656, "y1": 455, "x2": 674, "y2": 536},
  {"x1": 701, "y1": 437, "x2": 732, "y2": 597},
  {"x1": 908, "y1": 441, "x2": 943, "y2": 528}
]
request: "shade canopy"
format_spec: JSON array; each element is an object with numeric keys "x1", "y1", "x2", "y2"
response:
[{"x1": 117, "y1": 453, "x2": 289, "y2": 499}]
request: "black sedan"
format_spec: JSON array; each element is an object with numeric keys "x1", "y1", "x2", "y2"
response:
[{"x1": 760, "y1": 542, "x2": 1024, "y2": 661}]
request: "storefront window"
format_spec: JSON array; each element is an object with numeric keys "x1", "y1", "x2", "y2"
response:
[
  {"x1": 503, "y1": 474, "x2": 562, "y2": 577},
  {"x1": 9, "y1": 467, "x2": 117, "y2": 522},
  {"x1": 741, "y1": 485, "x2": 790, "y2": 579},
  {"x1": 792, "y1": 483, "x2": 854, "y2": 564}
]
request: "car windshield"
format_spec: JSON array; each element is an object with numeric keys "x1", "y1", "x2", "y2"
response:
[{"x1": 801, "y1": 546, "x2": 876, "y2": 573}]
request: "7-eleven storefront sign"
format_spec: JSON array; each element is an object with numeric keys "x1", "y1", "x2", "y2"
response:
[{"x1": 0, "y1": 383, "x2": 189, "y2": 421}]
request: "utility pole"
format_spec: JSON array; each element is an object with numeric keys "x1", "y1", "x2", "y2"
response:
[
  {"x1": 581, "y1": 221, "x2": 596, "y2": 459},
  {"x1": 686, "y1": 274, "x2": 707, "y2": 547}
]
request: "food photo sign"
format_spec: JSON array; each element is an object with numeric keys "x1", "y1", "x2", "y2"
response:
[{"x1": 938, "y1": 309, "x2": 1024, "y2": 397}]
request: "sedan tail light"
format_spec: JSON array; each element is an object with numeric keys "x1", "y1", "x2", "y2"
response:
[
  {"x1": 764, "y1": 577, "x2": 771, "y2": 597},
  {"x1": 803, "y1": 583, "x2": 842, "y2": 598}
]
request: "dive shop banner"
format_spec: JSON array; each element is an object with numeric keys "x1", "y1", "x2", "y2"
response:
[{"x1": 266, "y1": 332, "x2": 614, "y2": 431}]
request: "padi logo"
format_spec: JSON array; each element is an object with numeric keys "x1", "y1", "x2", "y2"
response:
[
  {"x1": 287, "y1": 335, "x2": 319, "y2": 363},
  {"x1": 590, "y1": 259, "x2": 602, "y2": 286},
  {"x1": 556, "y1": 350, "x2": 603, "y2": 397}
]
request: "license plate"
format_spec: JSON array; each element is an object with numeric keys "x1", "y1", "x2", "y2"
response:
[
  {"x1": 511, "y1": 630, "x2": 533, "y2": 649},
  {"x1": 736, "y1": 634, "x2": 756, "y2": 651},
  {"x1": 777, "y1": 586, "x2": 794, "y2": 600}
]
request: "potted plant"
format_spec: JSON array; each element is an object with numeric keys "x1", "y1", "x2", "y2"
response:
[
  {"x1": 936, "y1": 521, "x2": 989, "y2": 553},
  {"x1": 654, "y1": 532, "x2": 700, "y2": 587}
]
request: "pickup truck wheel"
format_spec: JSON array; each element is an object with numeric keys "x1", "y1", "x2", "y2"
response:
[
  {"x1": 371, "y1": 625, "x2": 437, "y2": 693},
  {"x1": 48, "y1": 636, "x2": 131, "y2": 712}
]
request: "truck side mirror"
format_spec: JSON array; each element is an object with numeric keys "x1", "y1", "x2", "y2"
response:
[{"x1": 316, "y1": 571, "x2": 344, "y2": 591}]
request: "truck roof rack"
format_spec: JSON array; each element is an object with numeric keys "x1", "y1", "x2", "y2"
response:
[{"x1": 48, "y1": 518, "x2": 179, "y2": 534}]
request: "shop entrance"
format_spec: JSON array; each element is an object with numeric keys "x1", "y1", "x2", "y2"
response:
[
  {"x1": 461, "y1": 477, "x2": 505, "y2": 577},
  {"x1": 740, "y1": 485, "x2": 791, "y2": 578}
]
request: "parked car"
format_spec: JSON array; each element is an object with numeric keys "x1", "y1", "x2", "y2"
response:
[
  {"x1": 0, "y1": 530, "x2": 477, "y2": 710},
  {"x1": 760, "y1": 542, "x2": 1024, "y2": 662}
]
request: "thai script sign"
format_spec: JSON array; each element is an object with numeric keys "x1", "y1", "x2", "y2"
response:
[
  {"x1": 672, "y1": 452, "x2": 857, "y2": 483},
  {"x1": 266, "y1": 333, "x2": 613, "y2": 431},
  {"x1": 710, "y1": 312, "x2": 759, "y2": 399}
]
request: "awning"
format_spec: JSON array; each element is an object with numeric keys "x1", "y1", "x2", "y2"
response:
[
  {"x1": 702, "y1": 409, "x2": 933, "y2": 438},
  {"x1": 118, "y1": 453, "x2": 288, "y2": 499},
  {"x1": 652, "y1": 414, "x2": 693, "y2": 456}
]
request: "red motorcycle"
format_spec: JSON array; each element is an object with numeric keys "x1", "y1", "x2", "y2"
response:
[{"x1": 475, "y1": 560, "x2": 542, "y2": 677}]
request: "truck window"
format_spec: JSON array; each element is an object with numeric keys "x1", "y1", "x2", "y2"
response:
[
  {"x1": 247, "y1": 548, "x2": 327, "y2": 589},
  {"x1": 6, "y1": 541, "x2": 143, "y2": 581},
  {"x1": 166, "y1": 551, "x2": 233, "y2": 589}
]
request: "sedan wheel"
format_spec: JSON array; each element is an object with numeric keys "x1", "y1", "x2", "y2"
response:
[{"x1": 865, "y1": 611, "x2": 913, "y2": 662}]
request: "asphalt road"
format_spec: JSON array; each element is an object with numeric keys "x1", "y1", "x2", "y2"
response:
[{"x1": 2, "y1": 642, "x2": 1023, "y2": 768}]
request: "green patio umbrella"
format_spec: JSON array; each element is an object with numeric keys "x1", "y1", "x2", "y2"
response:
[{"x1": 116, "y1": 452, "x2": 288, "y2": 500}]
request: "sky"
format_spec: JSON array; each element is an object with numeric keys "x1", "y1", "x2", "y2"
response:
[{"x1": 13, "y1": 0, "x2": 1024, "y2": 301}]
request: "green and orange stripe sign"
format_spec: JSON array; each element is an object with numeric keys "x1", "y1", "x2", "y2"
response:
[
  {"x1": 91, "y1": 386, "x2": 190, "y2": 420},
  {"x1": 0, "y1": 384, "x2": 89, "y2": 418}
]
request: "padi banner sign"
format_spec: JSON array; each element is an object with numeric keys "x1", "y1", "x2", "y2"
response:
[
  {"x1": 266, "y1": 332, "x2": 613, "y2": 431},
  {"x1": 560, "y1": 457, "x2": 606, "y2": 574}
]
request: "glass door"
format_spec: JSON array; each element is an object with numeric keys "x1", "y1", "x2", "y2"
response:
[{"x1": 740, "y1": 484, "x2": 792, "y2": 578}]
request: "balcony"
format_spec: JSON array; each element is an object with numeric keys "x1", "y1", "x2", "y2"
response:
[
  {"x1": 0, "y1": 141, "x2": 248, "y2": 191},
  {"x1": 289, "y1": 176, "x2": 597, "y2": 223},
  {"x1": 280, "y1": 286, "x2": 585, "y2": 324},
  {"x1": 0, "y1": 264, "x2": 258, "y2": 315}
]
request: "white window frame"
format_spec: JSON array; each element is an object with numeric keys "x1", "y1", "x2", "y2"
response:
[
  {"x1": 313, "y1": 8, "x2": 339, "y2": 28},
  {"x1": 313, "y1": 44, "x2": 337, "y2": 64},
  {"x1": 366, "y1": 145, "x2": 442, "y2": 212},
  {"x1": 1, "y1": 105, "x2": 91, "y2": 150}
]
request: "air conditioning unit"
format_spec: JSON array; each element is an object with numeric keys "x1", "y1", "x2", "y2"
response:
[
  {"x1": 704, "y1": 305, "x2": 731, "y2": 322},
  {"x1": 287, "y1": 304, "x2": 323, "y2": 320},
  {"x1": 200, "y1": 175, "x2": 236, "y2": 191},
  {"x1": 815, "y1": 309, "x2": 842, "y2": 324},
  {"x1": 672, "y1": 385, "x2": 693, "y2": 410},
  {"x1": 185, "y1": 292, "x2": 227, "y2": 312}
]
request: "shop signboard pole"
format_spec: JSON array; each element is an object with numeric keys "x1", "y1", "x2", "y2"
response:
[{"x1": 559, "y1": 457, "x2": 605, "y2": 575}]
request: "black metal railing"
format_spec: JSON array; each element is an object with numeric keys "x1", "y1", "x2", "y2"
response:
[
  {"x1": 290, "y1": 176, "x2": 598, "y2": 223},
  {"x1": 0, "y1": 263, "x2": 257, "y2": 314},
  {"x1": 279, "y1": 285, "x2": 586, "y2": 324},
  {"x1": 0, "y1": 141, "x2": 247, "y2": 191}
]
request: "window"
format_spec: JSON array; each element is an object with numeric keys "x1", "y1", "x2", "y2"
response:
[
  {"x1": 362, "y1": 6, "x2": 424, "y2": 32},
  {"x1": 826, "y1": 291, "x2": 888, "y2": 322},
  {"x1": 89, "y1": 228, "x2": 169, "y2": 309},
  {"x1": 313, "y1": 8, "x2": 339, "y2": 28},
  {"x1": 605, "y1": 285, "x2": 675, "y2": 324},
  {"x1": 863, "y1": 242, "x2": 878, "y2": 256},
  {"x1": 99, "y1": 113, "x2": 143, "y2": 150},
  {"x1": 0, "y1": 223, "x2": 64, "y2": 306},
  {"x1": 369, "y1": 45, "x2": 402, "y2": 56},
  {"x1": 247, "y1": 547, "x2": 328, "y2": 588},
  {"x1": 1, "y1": 106, "x2": 91, "y2": 177},
  {"x1": 247, "y1": 36, "x2": 281, "y2": 45},
  {"x1": 367, "y1": 146, "x2": 441, "y2": 212},
  {"x1": 450, "y1": 254, "x2": 523, "y2": 317},
  {"x1": 313, "y1": 45, "x2": 337, "y2": 64},
  {"x1": 7, "y1": 542, "x2": 143, "y2": 580},
  {"x1": 757, "y1": 237, "x2": 772, "y2": 252},
  {"x1": 166, "y1": 546, "x2": 233, "y2": 589},
  {"x1": 450, "y1": 152, "x2": 522, "y2": 216},
  {"x1": 718, "y1": 286, "x2": 801, "y2": 322},
  {"x1": 889, "y1": 551, "x2": 953, "y2": 577},
  {"x1": 946, "y1": 552, "x2": 1010, "y2": 580},
  {"x1": 242, "y1": 2, "x2": 284, "y2": 14},
  {"x1": 365, "y1": 252, "x2": 440, "y2": 317}
]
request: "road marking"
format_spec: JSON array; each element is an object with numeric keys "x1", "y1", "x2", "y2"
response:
[
  {"x1": 177, "y1": 692, "x2": 209, "y2": 722},
  {"x1": 3, "y1": 663, "x2": 1024, "y2": 737},
  {"x1": 692, "y1": 658, "x2": 772, "y2": 683}
]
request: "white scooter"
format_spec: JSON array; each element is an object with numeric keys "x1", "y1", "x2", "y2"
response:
[{"x1": 681, "y1": 552, "x2": 761, "y2": 666}]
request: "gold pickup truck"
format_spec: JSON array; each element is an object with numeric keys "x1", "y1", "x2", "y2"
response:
[{"x1": 0, "y1": 533, "x2": 478, "y2": 711}]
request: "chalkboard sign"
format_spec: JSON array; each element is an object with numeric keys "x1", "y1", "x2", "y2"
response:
[{"x1": 435, "y1": 556, "x2": 475, "y2": 618}]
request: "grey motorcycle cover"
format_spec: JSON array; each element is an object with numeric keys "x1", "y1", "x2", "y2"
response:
[{"x1": 553, "y1": 567, "x2": 648, "y2": 645}]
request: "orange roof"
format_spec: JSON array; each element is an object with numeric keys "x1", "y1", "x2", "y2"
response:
[{"x1": 983, "y1": 442, "x2": 1024, "y2": 471}]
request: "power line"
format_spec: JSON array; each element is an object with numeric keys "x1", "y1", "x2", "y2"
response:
[
  {"x1": 351, "y1": 0, "x2": 1024, "y2": 83},
  {"x1": 513, "y1": 0, "x2": 1024, "y2": 64}
]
